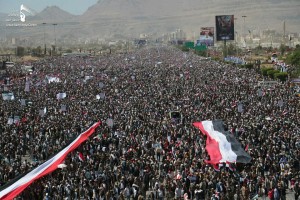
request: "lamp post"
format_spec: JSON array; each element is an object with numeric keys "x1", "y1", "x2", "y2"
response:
[
  {"x1": 242, "y1": 15, "x2": 247, "y2": 44},
  {"x1": 52, "y1": 23, "x2": 57, "y2": 56},
  {"x1": 242, "y1": 15, "x2": 247, "y2": 36},
  {"x1": 234, "y1": 17, "x2": 238, "y2": 57},
  {"x1": 242, "y1": 15, "x2": 247, "y2": 55},
  {"x1": 52, "y1": 23, "x2": 57, "y2": 46},
  {"x1": 235, "y1": 31, "x2": 239, "y2": 57},
  {"x1": 42, "y1": 22, "x2": 47, "y2": 55}
]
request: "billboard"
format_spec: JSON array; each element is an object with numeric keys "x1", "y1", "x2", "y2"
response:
[
  {"x1": 199, "y1": 27, "x2": 214, "y2": 46},
  {"x1": 215, "y1": 15, "x2": 234, "y2": 41}
]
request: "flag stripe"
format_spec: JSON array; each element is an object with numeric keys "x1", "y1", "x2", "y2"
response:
[
  {"x1": 204, "y1": 120, "x2": 237, "y2": 163},
  {"x1": 0, "y1": 122, "x2": 101, "y2": 200},
  {"x1": 193, "y1": 122, "x2": 222, "y2": 164},
  {"x1": 211, "y1": 120, "x2": 251, "y2": 164},
  {"x1": 193, "y1": 120, "x2": 251, "y2": 164}
]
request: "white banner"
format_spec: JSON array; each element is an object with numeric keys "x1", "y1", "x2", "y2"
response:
[
  {"x1": 238, "y1": 103, "x2": 243, "y2": 113},
  {"x1": 7, "y1": 116, "x2": 20, "y2": 125},
  {"x1": 46, "y1": 76, "x2": 60, "y2": 83},
  {"x1": 257, "y1": 89, "x2": 262, "y2": 97},
  {"x1": 7, "y1": 117, "x2": 13, "y2": 125},
  {"x1": 99, "y1": 93, "x2": 105, "y2": 99},
  {"x1": 56, "y1": 93, "x2": 67, "y2": 100},
  {"x1": 106, "y1": 118, "x2": 114, "y2": 127},
  {"x1": 85, "y1": 76, "x2": 93, "y2": 81},
  {"x1": 21, "y1": 99, "x2": 26, "y2": 106},
  {"x1": 39, "y1": 107, "x2": 47, "y2": 117},
  {"x1": 278, "y1": 100, "x2": 283, "y2": 107},
  {"x1": 25, "y1": 81, "x2": 30, "y2": 92},
  {"x1": 2, "y1": 92, "x2": 15, "y2": 101},
  {"x1": 98, "y1": 82, "x2": 104, "y2": 88},
  {"x1": 60, "y1": 104, "x2": 67, "y2": 112}
]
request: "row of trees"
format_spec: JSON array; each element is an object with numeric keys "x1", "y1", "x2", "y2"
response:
[
  {"x1": 15, "y1": 46, "x2": 71, "y2": 57},
  {"x1": 260, "y1": 67, "x2": 288, "y2": 82},
  {"x1": 285, "y1": 44, "x2": 300, "y2": 77}
]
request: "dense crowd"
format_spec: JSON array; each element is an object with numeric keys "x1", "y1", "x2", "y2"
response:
[{"x1": 0, "y1": 45, "x2": 299, "y2": 200}]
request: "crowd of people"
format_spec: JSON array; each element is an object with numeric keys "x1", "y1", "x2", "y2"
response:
[{"x1": 0, "y1": 45, "x2": 299, "y2": 200}]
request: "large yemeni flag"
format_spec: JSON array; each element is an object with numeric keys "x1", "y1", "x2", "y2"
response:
[
  {"x1": 193, "y1": 120, "x2": 251, "y2": 164},
  {"x1": 0, "y1": 121, "x2": 101, "y2": 200}
]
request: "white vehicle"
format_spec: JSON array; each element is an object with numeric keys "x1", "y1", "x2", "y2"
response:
[
  {"x1": 21, "y1": 65, "x2": 33, "y2": 74},
  {"x1": 5, "y1": 62, "x2": 14, "y2": 67}
]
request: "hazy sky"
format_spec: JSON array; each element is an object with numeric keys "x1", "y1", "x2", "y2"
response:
[{"x1": 0, "y1": 0, "x2": 98, "y2": 15}]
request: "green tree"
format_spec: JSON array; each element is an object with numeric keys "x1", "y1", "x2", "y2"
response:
[
  {"x1": 31, "y1": 46, "x2": 42, "y2": 57},
  {"x1": 286, "y1": 49, "x2": 300, "y2": 66},
  {"x1": 227, "y1": 43, "x2": 236, "y2": 56},
  {"x1": 253, "y1": 45, "x2": 263, "y2": 55},
  {"x1": 195, "y1": 49, "x2": 207, "y2": 57},
  {"x1": 16, "y1": 46, "x2": 25, "y2": 57},
  {"x1": 279, "y1": 43, "x2": 286, "y2": 56},
  {"x1": 285, "y1": 47, "x2": 300, "y2": 77},
  {"x1": 274, "y1": 72, "x2": 288, "y2": 82},
  {"x1": 177, "y1": 45, "x2": 190, "y2": 52},
  {"x1": 222, "y1": 43, "x2": 236, "y2": 57},
  {"x1": 267, "y1": 69, "x2": 280, "y2": 79},
  {"x1": 51, "y1": 45, "x2": 56, "y2": 56},
  {"x1": 261, "y1": 67, "x2": 274, "y2": 76}
]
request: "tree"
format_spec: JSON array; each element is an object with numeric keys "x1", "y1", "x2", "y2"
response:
[
  {"x1": 16, "y1": 46, "x2": 25, "y2": 57},
  {"x1": 274, "y1": 72, "x2": 288, "y2": 82},
  {"x1": 227, "y1": 43, "x2": 236, "y2": 56},
  {"x1": 253, "y1": 45, "x2": 263, "y2": 55},
  {"x1": 286, "y1": 49, "x2": 300, "y2": 67},
  {"x1": 31, "y1": 46, "x2": 42, "y2": 57},
  {"x1": 177, "y1": 45, "x2": 189, "y2": 52},
  {"x1": 285, "y1": 47, "x2": 300, "y2": 76},
  {"x1": 222, "y1": 43, "x2": 236, "y2": 57},
  {"x1": 261, "y1": 67, "x2": 274, "y2": 76},
  {"x1": 279, "y1": 43, "x2": 286, "y2": 56},
  {"x1": 267, "y1": 69, "x2": 280, "y2": 79},
  {"x1": 51, "y1": 45, "x2": 56, "y2": 56},
  {"x1": 195, "y1": 49, "x2": 207, "y2": 57}
]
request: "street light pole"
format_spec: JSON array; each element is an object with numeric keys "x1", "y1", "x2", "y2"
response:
[
  {"x1": 52, "y1": 23, "x2": 57, "y2": 46},
  {"x1": 52, "y1": 23, "x2": 57, "y2": 56},
  {"x1": 234, "y1": 17, "x2": 238, "y2": 57},
  {"x1": 235, "y1": 32, "x2": 239, "y2": 57},
  {"x1": 42, "y1": 22, "x2": 47, "y2": 55},
  {"x1": 242, "y1": 16, "x2": 247, "y2": 43},
  {"x1": 242, "y1": 16, "x2": 247, "y2": 34}
]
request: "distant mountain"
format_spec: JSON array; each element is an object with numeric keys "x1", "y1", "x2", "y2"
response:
[
  {"x1": 29, "y1": 6, "x2": 77, "y2": 23},
  {"x1": 80, "y1": 0, "x2": 144, "y2": 20},
  {"x1": 77, "y1": 0, "x2": 300, "y2": 38},
  {"x1": 1, "y1": 0, "x2": 300, "y2": 43}
]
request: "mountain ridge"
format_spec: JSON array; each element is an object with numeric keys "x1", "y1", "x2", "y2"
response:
[{"x1": 1, "y1": 0, "x2": 299, "y2": 42}]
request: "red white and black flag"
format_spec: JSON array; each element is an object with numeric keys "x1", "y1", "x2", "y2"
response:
[
  {"x1": 0, "y1": 122, "x2": 101, "y2": 200},
  {"x1": 193, "y1": 120, "x2": 251, "y2": 164}
]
